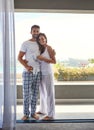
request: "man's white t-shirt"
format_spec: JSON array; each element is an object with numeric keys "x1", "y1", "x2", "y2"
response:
[{"x1": 20, "y1": 40, "x2": 40, "y2": 73}]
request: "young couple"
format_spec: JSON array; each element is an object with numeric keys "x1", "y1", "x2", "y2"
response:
[{"x1": 18, "y1": 25, "x2": 56, "y2": 120}]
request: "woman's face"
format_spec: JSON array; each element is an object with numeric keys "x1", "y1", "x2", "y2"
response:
[{"x1": 39, "y1": 35, "x2": 47, "y2": 45}]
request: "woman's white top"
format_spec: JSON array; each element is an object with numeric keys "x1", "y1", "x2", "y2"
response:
[{"x1": 40, "y1": 47, "x2": 53, "y2": 75}]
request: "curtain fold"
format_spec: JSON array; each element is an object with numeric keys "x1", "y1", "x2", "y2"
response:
[{"x1": 0, "y1": 0, "x2": 16, "y2": 130}]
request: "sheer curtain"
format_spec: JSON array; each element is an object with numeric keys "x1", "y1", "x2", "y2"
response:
[{"x1": 0, "y1": 0, "x2": 16, "y2": 130}]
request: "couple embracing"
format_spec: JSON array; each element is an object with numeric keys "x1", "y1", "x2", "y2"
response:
[{"x1": 18, "y1": 25, "x2": 56, "y2": 120}]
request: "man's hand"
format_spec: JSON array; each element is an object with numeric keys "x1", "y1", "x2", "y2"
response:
[
  {"x1": 25, "y1": 65, "x2": 33, "y2": 72},
  {"x1": 23, "y1": 59, "x2": 33, "y2": 72},
  {"x1": 18, "y1": 51, "x2": 33, "y2": 72}
]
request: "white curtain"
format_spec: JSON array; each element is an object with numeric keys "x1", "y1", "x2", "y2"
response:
[{"x1": 0, "y1": 0, "x2": 16, "y2": 130}]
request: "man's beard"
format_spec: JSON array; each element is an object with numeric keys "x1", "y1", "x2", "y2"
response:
[{"x1": 33, "y1": 34, "x2": 38, "y2": 39}]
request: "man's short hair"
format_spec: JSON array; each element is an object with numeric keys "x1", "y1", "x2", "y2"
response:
[{"x1": 31, "y1": 25, "x2": 40, "y2": 32}]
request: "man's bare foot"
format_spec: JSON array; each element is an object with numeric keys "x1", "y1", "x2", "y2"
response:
[
  {"x1": 31, "y1": 114, "x2": 39, "y2": 120},
  {"x1": 42, "y1": 116, "x2": 53, "y2": 120}
]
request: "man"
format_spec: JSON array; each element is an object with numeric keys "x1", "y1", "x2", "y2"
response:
[{"x1": 18, "y1": 25, "x2": 41, "y2": 120}]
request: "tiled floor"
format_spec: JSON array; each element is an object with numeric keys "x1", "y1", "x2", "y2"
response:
[{"x1": 17, "y1": 104, "x2": 94, "y2": 120}]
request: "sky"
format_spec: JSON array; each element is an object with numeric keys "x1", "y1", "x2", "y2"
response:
[{"x1": 15, "y1": 12, "x2": 94, "y2": 61}]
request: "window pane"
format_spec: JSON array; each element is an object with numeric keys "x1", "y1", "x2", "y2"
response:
[{"x1": 15, "y1": 12, "x2": 94, "y2": 84}]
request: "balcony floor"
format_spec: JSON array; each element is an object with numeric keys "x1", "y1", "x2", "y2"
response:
[{"x1": 17, "y1": 104, "x2": 94, "y2": 120}]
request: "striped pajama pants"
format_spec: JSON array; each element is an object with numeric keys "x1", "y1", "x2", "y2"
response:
[
  {"x1": 22, "y1": 71, "x2": 41, "y2": 117},
  {"x1": 39, "y1": 73, "x2": 55, "y2": 118}
]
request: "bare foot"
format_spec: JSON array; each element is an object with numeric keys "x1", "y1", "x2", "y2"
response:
[
  {"x1": 42, "y1": 116, "x2": 53, "y2": 120},
  {"x1": 21, "y1": 115, "x2": 29, "y2": 120},
  {"x1": 36, "y1": 111, "x2": 44, "y2": 114},
  {"x1": 31, "y1": 114, "x2": 39, "y2": 120}
]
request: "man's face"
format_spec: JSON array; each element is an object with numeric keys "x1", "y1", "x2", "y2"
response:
[{"x1": 31, "y1": 27, "x2": 40, "y2": 39}]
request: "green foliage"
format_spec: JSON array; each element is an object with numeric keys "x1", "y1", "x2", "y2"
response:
[
  {"x1": 54, "y1": 63, "x2": 94, "y2": 81},
  {"x1": 88, "y1": 58, "x2": 94, "y2": 63}
]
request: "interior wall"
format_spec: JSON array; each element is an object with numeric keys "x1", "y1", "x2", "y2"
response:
[{"x1": 14, "y1": 0, "x2": 94, "y2": 10}]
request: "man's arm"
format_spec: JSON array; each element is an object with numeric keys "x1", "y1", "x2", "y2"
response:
[{"x1": 18, "y1": 51, "x2": 33, "y2": 71}]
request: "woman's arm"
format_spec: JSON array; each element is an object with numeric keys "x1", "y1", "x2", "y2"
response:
[
  {"x1": 37, "y1": 55, "x2": 53, "y2": 63},
  {"x1": 47, "y1": 45, "x2": 56, "y2": 64}
]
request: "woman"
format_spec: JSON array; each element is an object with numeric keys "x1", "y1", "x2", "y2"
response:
[{"x1": 36, "y1": 33, "x2": 56, "y2": 120}]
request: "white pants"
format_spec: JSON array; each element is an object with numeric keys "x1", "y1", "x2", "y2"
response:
[{"x1": 39, "y1": 74, "x2": 55, "y2": 118}]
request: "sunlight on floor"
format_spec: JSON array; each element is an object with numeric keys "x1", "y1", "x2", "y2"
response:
[{"x1": 17, "y1": 104, "x2": 94, "y2": 120}]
